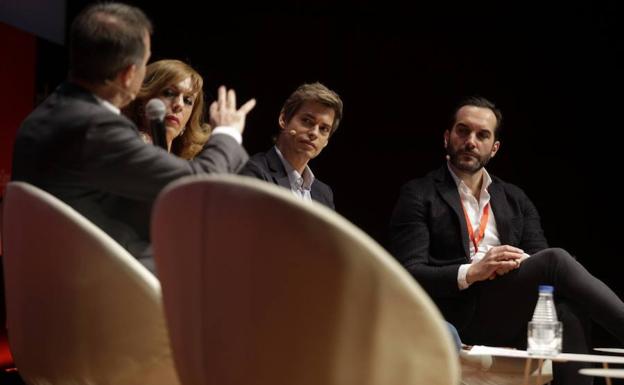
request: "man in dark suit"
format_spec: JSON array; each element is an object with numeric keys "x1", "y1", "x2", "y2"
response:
[
  {"x1": 240, "y1": 83, "x2": 341, "y2": 210},
  {"x1": 11, "y1": 2, "x2": 255, "y2": 270},
  {"x1": 389, "y1": 96, "x2": 624, "y2": 384}
]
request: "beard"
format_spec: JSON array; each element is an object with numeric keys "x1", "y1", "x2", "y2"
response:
[{"x1": 447, "y1": 146, "x2": 492, "y2": 174}]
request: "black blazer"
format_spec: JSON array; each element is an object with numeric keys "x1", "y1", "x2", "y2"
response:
[
  {"x1": 239, "y1": 147, "x2": 335, "y2": 209},
  {"x1": 389, "y1": 166, "x2": 548, "y2": 328},
  {"x1": 12, "y1": 82, "x2": 249, "y2": 259}
]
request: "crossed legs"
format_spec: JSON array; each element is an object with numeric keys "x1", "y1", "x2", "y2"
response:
[{"x1": 459, "y1": 248, "x2": 624, "y2": 384}]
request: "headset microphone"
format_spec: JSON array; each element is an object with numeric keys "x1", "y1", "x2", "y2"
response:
[{"x1": 289, "y1": 130, "x2": 296, "y2": 136}]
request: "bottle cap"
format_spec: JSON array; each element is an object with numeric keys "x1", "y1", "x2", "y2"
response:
[{"x1": 538, "y1": 285, "x2": 554, "y2": 293}]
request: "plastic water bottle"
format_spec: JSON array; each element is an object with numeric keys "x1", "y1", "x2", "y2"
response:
[{"x1": 527, "y1": 285, "x2": 562, "y2": 356}]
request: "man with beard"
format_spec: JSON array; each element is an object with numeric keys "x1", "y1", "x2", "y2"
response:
[{"x1": 389, "y1": 96, "x2": 624, "y2": 385}]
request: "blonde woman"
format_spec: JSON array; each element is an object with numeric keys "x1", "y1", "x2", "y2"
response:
[{"x1": 124, "y1": 59, "x2": 210, "y2": 159}]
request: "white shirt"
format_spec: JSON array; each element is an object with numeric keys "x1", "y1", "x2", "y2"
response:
[
  {"x1": 447, "y1": 164, "x2": 500, "y2": 290},
  {"x1": 448, "y1": 164, "x2": 531, "y2": 289},
  {"x1": 212, "y1": 126, "x2": 242, "y2": 144},
  {"x1": 93, "y1": 94, "x2": 120, "y2": 115},
  {"x1": 274, "y1": 146, "x2": 314, "y2": 202}
]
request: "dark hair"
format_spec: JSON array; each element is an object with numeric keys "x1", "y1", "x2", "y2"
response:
[
  {"x1": 450, "y1": 96, "x2": 503, "y2": 139},
  {"x1": 280, "y1": 82, "x2": 343, "y2": 135},
  {"x1": 69, "y1": 2, "x2": 152, "y2": 83}
]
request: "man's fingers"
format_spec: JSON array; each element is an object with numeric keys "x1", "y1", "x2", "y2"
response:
[
  {"x1": 218, "y1": 86, "x2": 226, "y2": 110},
  {"x1": 227, "y1": 89, "x2": 236, "y2": 110},
  {"x1": 494, "y1": 259, "x2": 521, "y2": 276},
  {"x1": 498, "y1": 245, "x2": 525, "y2": 254},
  {"x1": 209, "y1": 101, "x2": 218, "y2": 115},
  {"x1": 501, "y1": 252, "x2": 523, "y2": 260},
  {"x1": 490, "y1": 250, "x2": 523, "y2": 262},
  {"x1": 238, "y1": 99, "x2": 256, "y2": 115}
]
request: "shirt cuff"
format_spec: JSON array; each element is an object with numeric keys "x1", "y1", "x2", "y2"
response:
[
  {"x1": 212, "y1": 126, "x2": 242, "y2": 144},
  {"x1": 458, "y1": 264, "x2": 471, "y2": 290}
]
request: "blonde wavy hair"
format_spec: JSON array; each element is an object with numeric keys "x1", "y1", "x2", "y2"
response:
[{"x1": 125, "y1": 59, "x2": 210, "y2": 159}]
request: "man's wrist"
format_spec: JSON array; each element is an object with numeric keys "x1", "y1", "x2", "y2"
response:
[
  {"x1": 212, "y1": 126, "x2": 242, "y2": 144},
  {"x1": 458, "y1": 264, "x2": 471, "y2": 290}
]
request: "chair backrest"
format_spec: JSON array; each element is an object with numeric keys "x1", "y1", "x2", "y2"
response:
[
  {"x1": 2, "y1": 182, "x2": 179, "y2": 385},
  {"x1": 152, "y1": 175, "x2": 460, "y2": 385}
]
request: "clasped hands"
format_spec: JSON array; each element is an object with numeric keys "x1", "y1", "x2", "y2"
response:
[{"x1": 466, "y1": 245, "x2": 527, "y2": 284}]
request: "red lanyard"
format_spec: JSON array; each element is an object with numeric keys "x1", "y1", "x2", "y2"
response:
[{"x1": 461, "y1": 202, "x2": 490, "y2": 254}]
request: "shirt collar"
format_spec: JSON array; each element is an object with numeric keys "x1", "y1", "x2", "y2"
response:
[
  {"x1": 92, "y1": 94, "x2": 121, "y2": 115},
  {"x1": 446, "y1": 161, "x2": 492, "y2": 196},
  {"x1": 274, "y1": 146, "x2": 315, "y2": 190}
]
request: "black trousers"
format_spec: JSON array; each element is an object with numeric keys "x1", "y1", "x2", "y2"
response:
[{"x1": 460, "y1": 248, "x2": 624, "y2": 385}]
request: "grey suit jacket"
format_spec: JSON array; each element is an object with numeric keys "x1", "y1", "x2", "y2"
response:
[
  {"x1": 239, "y1": 147, "x2": 335, "y2": 209},
  {"x1": 12, "y1": 82, "x2": 249, "y2": 260}
]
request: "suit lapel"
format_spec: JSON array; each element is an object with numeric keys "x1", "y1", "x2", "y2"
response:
[
  {"x1": 310, "y1": 184, "x2": 330, "y2": 207},
  {"x1": 435, "y1": 167, "x2": 471, "y2": 259},
  {"x1": 266, "y1": 147, "x2": 292, "y2": 189},
  {"x1": 310, "y1": 186, "x2": 322, "y2": 203},
  {"x1": 266, "y1": 147, "x2": 334, "y2": 208}
]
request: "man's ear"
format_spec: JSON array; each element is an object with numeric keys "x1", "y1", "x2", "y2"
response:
[
  {"x1": 444, "y1": 130, "x2": 450, "y2": 148},
  {"x1": 491, "y1": 140, "x2": 501, "y2": 157},
  {"x1": 119, "y1": 63, "x2": 137, "y2": 88},
  {"x1": 278, "y1": 113, "x2": 286, "y2": 129}
]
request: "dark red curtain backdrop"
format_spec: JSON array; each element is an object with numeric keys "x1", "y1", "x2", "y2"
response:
[
  {"x1": 0, "y1": 21, "x2": 35, "y2": 369},
  {"x1": 0, "y1": 22, "x2": 36, "y2": 198}
]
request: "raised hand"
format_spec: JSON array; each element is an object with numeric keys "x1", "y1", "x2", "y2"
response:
[{"x1": 209, "y1": 86, "x2": 256, "y2": 134}]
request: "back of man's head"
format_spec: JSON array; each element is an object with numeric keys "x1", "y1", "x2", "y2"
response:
[{"x1": 70, "y1": 2, "x2": 152, "y2": 84}]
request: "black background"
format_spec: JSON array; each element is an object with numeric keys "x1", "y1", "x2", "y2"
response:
[{"x1": 37, "y1": 1, "x2": 624, "y2": 348}]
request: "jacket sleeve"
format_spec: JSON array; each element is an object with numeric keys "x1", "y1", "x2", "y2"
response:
[
  {"x1": 81, "y1": 113, "x2": 248, "y2": 201},
  {"x1": 389, "y1": 181, "x2": 465, "y2": 298},
  {"x1": 515, "y1": 186, "x2": 549, "y2": 254}
]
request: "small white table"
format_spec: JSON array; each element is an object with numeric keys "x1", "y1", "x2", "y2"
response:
[
  {"x1": 595, "y1": 348, "x2": 624, "y2": 355},
  {"x1": 467, "y1": 345, "x2": 624, "y2": 385},
  {"x1": 579, "y1": 368, "x2": 624, "y2": 379}
]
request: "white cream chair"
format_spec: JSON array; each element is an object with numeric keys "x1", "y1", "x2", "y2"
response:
[
  {"x1": 2, "y1": 182, "x2": 179, "y2": 385},
  {"x1": 151, "y1": 175, "x2": 460, "y2": 385}
]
